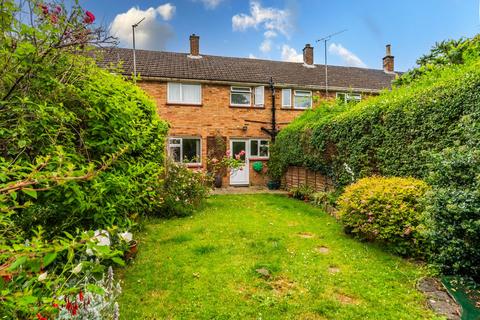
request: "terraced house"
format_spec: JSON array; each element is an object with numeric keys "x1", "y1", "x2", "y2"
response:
[{"x1": 100, "y1": 35, "x2": 398, "y2": 187}]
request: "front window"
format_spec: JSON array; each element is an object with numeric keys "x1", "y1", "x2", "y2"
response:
[
  {"x1": 337, "y1": 92, "x2": 362, "y2": 103},
  {"x1": 230, "y1": 86, "x2": 251, "y2": 106},
  {"x1": 167, "y1": 83, "x2": 202, "y2": 104},
  {"x1": 168, "y1": 137, "x2": 201, "y2": 164},
  {"x1": 282, "y1": 89, "x2": 292, "y2": 108},
  {"x1": 250, "y1": 139, "x2": 269, "y2": 158},
  {"x1": 294, "y1": 90, "x2": 312, "y2": 109}
]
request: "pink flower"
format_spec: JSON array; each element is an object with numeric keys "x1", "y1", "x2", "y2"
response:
[
  {"x1": 235, "y1": 154, "x2": 240, "y2": 160},
  {"x1": 83, "y1": 10, "x2": 95, "y2": 24},
  {"x1": 39, "y1": 4, "x2": 49, "y2": 15},
  {"x1": 239, "y1": 150, "x2": 246, "y2": 156},
  {"x1": 211, "y1": 158, "x2": 218, "y2": 164},
  {"x1": 50, "y1": 14, "x2": 58, "y2": 24},
  {"x1": 225, "y1": 150, "x2": 231, "y2": 156},
  {"x1": 55, "y1": 5, "x2": 62, "y2": 13}
]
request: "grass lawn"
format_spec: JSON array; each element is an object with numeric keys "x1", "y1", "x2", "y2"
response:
[{"x1": 118, "y1": 194, "x2": 437, "y2": 319}]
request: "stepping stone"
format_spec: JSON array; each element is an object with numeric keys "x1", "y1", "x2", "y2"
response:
[
  {"x1": 255, "y1": 268, "x2": 271, "y2": 278},
  {"x1": 328, "y1": 266, "x2": 340, "y2": 274},
  {"x1": 297, "y1": 232, "x2": 314, "y2": 238},
  {"x1": 315, "y1": 246, "x2": 329, "y2": 254}
]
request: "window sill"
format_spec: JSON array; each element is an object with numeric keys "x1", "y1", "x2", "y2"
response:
[
  {"x1": 166, "y1": 103, "x2": 203, "y2": 107},
  {"x1": 249, "y1": 157, "x2": 269, "y2": 161},
  {"x1": 280, "y1": 107, "x2": 308, "y2": 111},
  {"x1": 230, "y1": 105, "x2": 265, "y2": 109}
]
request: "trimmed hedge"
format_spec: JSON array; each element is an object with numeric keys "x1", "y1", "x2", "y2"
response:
[{"x1": 338, "y1": 177, "x2": 429, "y2": 256}]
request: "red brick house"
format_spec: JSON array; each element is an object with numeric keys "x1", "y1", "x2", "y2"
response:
[{"x1": 99, "y1": 35, "x2": 397, "y2": 187}]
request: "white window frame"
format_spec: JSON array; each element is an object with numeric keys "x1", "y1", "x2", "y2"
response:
[
  {"x1": 336, "y1": 92, "x2": 362, "y2": 103},
  {"x1": 167, "y1": 82, "x2": 202, "y2": 105},
  {"x1": 168, "y1": 137, "x2": 202, "y2": 164},
  {"x1": 249, "y1": 139, "x2": 270, "y2": 159},
  {"x1": 230, "y1": 86, "x2": 252, "y2": 107},
  {"x1": 293, "y1": 90, "x2": 313, "y2": 109},
  {"x1": 282, "y1": 88, "x2": 292, "y2": 108}
]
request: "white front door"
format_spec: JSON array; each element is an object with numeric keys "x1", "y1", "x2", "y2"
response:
[{"x1": 230, "y1": 139, "x2": 249, "y2": 186}]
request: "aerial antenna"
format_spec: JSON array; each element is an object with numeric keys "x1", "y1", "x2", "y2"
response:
[
  {"x1": 132, "y1": 17, "x2": 145, "y2": 82},
  {"x1": 316, "y1": 29, "x2": 347, "y2": 96}
]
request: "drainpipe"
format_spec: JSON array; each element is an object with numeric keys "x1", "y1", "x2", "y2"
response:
[{"x1": 269, "y1": 77, "x2": 277, "y2": 142}]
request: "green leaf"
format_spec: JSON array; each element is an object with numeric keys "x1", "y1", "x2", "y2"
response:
[
  {"x1": 86, "y1": 284, "x2": 105, "y2": 295},
  {"x1": 22, "y1": 188, "x2": 37, "y2": 199},
  {"x1": 111, "y1": 256, "x2": 125, "y2": 266},
  {"x1": 43, "y1": 252, "x2": 57, "y2": 267},
  {"x1": 8, "y1": 256, "x2": 27, "y2": 271}
]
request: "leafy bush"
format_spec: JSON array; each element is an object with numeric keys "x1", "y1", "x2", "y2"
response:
[
  {"x1": 289, "y1": 184, "x2": 314, "y2": 201},
  {"x1": 269, "y1": 35, "x2": 480, "y2": 187},
  {"x1": 425, "y1": 147, "x2": 480, "y2": 281},
  {"x1": 159, "y1": 160, "x2": 211, "y2": 217},
  {"x1": 338, "y1": 177, "x2": 430, "y2": 256}
]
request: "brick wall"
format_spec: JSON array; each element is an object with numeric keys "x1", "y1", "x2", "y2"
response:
[
  {"x1": 138, "y1": 80, "x2": 340, "y2": 186},
  {"x1": 283, "y1": 166, "x2": 334, "y2": 192}
]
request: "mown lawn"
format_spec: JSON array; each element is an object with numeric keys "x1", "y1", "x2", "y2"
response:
[{"x1": 118, "y1": 194, "x2": 437, "y2": 319}]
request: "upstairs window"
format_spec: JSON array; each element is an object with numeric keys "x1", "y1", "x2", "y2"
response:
[
  {"x1": 282, "y1": 89, "x2": 292, "y2": 108},
  {"x1": 250, "y1": 139, "x2": 269, "y2": 158},
  {"x1": 167, "y1": 83, "x2": 202, "y2": 105},
  {"x1": 337, "y1": 92, "x2": 362, "y2": 103},
  {"x1": 168, "y1": 137, "x2": 201, "y2": 164},
  {"x1": 230, "y1": 86, "x2": 264, "y2": 107},
  {"x1": 293, "y1": 90, "x2": 312, "y2": 109}
]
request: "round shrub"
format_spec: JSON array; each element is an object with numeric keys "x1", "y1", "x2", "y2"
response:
[{"x1": 338, "y1": 176, "x2": 430, "y2": 256}]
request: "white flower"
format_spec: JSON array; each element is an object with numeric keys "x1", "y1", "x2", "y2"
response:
[
  {"x1": 118, "y1": 231, "x2": 133, "y2": 243},
  {"x1": 38, "y1": 272, "x2": 48, "y2": 281},
  {"x1": 72, "y1": 263, "x2": 82, "y2": 274},
  {"x1": 86, "y1": 248, "x2": 94, "y2": 256},
  {"x1": 93, "y1": 229, "x2": 110, "y2": 246}
]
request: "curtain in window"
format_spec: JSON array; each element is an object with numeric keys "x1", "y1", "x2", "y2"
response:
[
  {"x1": 182, "y1": 84, "x2": 201, "y2": 104},
  {"x1": 168, "y1": 83, "x2": 181, "y2": 102}
]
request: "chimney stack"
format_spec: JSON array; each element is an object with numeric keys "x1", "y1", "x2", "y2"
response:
[
  {"x1": 189, "y1": 34, "x2": 200, "y2": 57},
  {"x1": 303, "y1": 44, "x2": 314, "y2": 66},
  {"x1": 383, "y1": 44, "x2": 394, "y2": 73}
]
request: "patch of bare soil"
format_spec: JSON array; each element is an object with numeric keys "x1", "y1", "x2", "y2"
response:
[
  {"x1": 417, "y1": 277, "x2": 460, "y2": 320},
  {"x1": 269, "y1": 277, "x2": 297, "y2": 296},
  {"x1": 328, "y1": 266, "x2": 340, "y2": 274},
  {"x1": 297, "y1": 312, "x2": 328, "y2": 320}
]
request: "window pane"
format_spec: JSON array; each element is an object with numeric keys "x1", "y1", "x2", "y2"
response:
[
  {"x1": 182, "y1": 139, "x2": 201, "y2": 163},
  {"x1": 232, "y1": 141, "x2": 246, "y2": 162},
  {"x1": 295, "y1": 90, "x2": 311, "y2": 96},
  {"x1": 282, "y1": 89, "x2": 291, "y2": 107},
  {"x1": 169, "y1": 146, "x2": 181, "y2": 162},
  {"x1": 231, "y1": 92, "x2": 251, "y2": 105},
  {"x1": 182, "y1": 84, "x2": 201, "y2": 104},
  {"x1": 254, "y1": 86, "x2": 264, "y2": 106},
  {"x1": 294, "y1": 95, "x2": 311, "y2": 109},
  {"x1": 250, "y1": 140, "x2": 258, "y2": 156},
  {"x1": 259, "y1": 140, "x2": 269, "y2": 157},
  {"x1": 336, "y1": 93, "x2": 346, "y2": 102},
  {"x1": 168, "y1": 83, "x2": 181, "y2": 102}
]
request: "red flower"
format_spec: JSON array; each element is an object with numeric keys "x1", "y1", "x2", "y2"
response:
[
  {"x1": 83, "y1": 10, "x2": 95, "y2": 24},
  {"x1": 50, "y1": 14, "x2": 58, "y2": 24},
  {"x1": 36, "y1": 313, "x2": 47, "y2": 320},
  {"x1": 55, "y1": 5, "x2": 62, "y2": 13},
  {"x1": 52, "y1": 303, "x2": 59, "y2": 308},
  {"x1": 39, "y1": 4, "x2": 49, "y2": 15},
  {"x1": 2, "y1": 275, "x2": 12, "y2": 282},
  {"x1": 78, "y1": 290, "x2": 84, "y2": 301}
]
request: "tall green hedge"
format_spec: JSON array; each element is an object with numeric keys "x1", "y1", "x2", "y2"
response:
[{"x1": 269, "y1": 59, "x2": 480, "y2": 186}]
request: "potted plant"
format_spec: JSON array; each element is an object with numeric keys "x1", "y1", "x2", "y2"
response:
[{"x1": 207, "y1": 150, "x2": 244, "y2": 188}]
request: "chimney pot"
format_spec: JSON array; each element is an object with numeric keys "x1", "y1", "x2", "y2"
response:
[
  {"x1": 303, "y1": 44, "x2": 314, "y2": 65},
  {"x1": 383, "y1": 44, "x2": 394, "y2": 72},
  {"x1": 189, "y1": 34, "x2": 200, "y2": 56}
]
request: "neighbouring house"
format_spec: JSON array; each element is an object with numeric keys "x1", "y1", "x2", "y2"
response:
[{"x1": 98, "y1": 35, "x2": 398, "y2": 187}]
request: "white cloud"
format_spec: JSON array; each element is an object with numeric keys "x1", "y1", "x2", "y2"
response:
[
  {"x1": 260, "y1": 39, "x2": 272, "y2": 53},
  {"x1": 194, "y1": 0, "x2": 223, "y2": 9},
  {"x1": 248, "y1": 53, "x2": 258, "y2": 59},
  {"x1": 157, "y1": 3, "x2": 175, "y2": 21},
  {"x1": 232, "y1": 1, "x2": 292, "y2": 37},
  {"x1": 328, "y1": 43, "x2": 367, "y2": 68},
  {"x1": 281, "y1": 44, "x2": 303, "y2": 62},
  {"x1": 109, "y1": 4, "x2": 175, "y2": 50},
  {"x1": 264, "y1": 30, "x2": 277, "y2": 38}
]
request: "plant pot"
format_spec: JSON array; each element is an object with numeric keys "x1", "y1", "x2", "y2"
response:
[
  {"x1": 124, "y1": 240, "x2": 138, "y2": 260},
  {"x1": 267, "y1": 180, "x2": 280, "y2": 190},
  {"x1": 214, "y1": 174, "x2": 223, "y2": 188}
]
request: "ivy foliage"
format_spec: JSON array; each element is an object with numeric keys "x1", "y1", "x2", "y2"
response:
[{"x1": 269, "y1": 35, "x2": 480, "y2": 186}]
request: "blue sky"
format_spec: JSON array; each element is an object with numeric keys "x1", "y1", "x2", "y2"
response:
[{"x1": 80, "y1": 0, "x2": 480, "y2": 71}]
